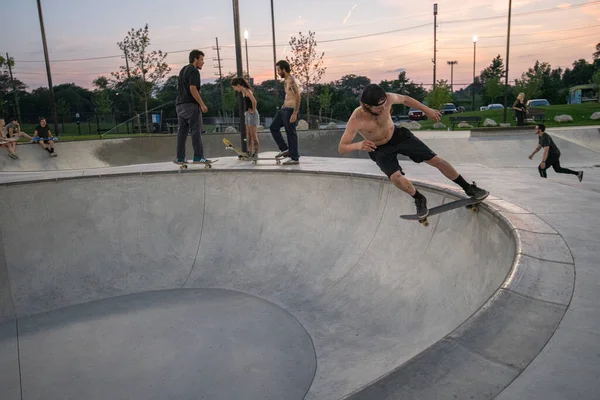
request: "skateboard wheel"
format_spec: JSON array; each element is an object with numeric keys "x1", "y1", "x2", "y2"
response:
[
  {"x1": 471, "y1": 206, "x2": 478, "y2": 213},
  {"x1": 205, "y1": 164, "x2": 211, "y2": 169},
  {"x1": 252, "y1": 160, "x2": 257, "y2": 165},
  {"x1": 423, "y1": 220, "x2": 430, "y2": 227},
  {"x1": 276, "y1": 160, "x2": 281, "y2": 165}
]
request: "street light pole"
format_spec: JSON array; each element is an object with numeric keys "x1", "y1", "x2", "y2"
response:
[
  {"x1": 473, "y1": 35, "x2": 478, "y2": 111},
  {"x1": 503, "y1": 0, "x2": 512, "y2": 123},
  {"x1": 447, "y1": 61, "x2": 458, "y2": 93},
  {"x1": 232, "y1": 0, "x2": 247, "y2": 152},
  {"x1": 433, "y1": 3, "x2": 438, "y2": 90},
  {"x1": 244, "y1": 30, "x2": 250, "y2": 80}
]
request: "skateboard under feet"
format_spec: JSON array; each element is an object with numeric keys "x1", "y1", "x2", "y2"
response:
[
  {"x1": 223, "y1": 138, "x2": 282, "y2": 165},
  {"x1": 400, "y1": 197, "x2": 485, "y2": 227},
  {"x1": 173, "y1": 159, "x2": 218, "y2": 170}
]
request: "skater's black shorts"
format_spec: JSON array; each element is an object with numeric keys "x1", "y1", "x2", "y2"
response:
[{"x1": 368, "y1": 126, "x2": 436, "y2": 178}]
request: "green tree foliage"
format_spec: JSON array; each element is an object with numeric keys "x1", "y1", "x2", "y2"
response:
[
  {"x1": 426, "y1": 80, "x2": 452, "y2": 109},
  {"x1": 286, "y1": 31, "x2": 326, "y2": 123},
  {"x1": 112, "y1": 23, "x2": 170, "y2": 133}
]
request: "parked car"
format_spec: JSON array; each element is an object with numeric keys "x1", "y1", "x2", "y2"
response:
[
  {"x1": 408, "y1": 108, "x2": 427, "y2": 121},
  {"x1": 527, "y1": 99, "x2": 551, "y2": 107},
  {"x1": 487, "y1": 103, "x2": 505, "y2": 110},
  {"x1": 480, "y1": 106, "x2": 488, "y2": 111},
  {"x1": 440, "y1": 103, "x2": 458, "y2": 115},
  {"x1": 457, "y1": 106, "x2": 466, "y2": 113}
]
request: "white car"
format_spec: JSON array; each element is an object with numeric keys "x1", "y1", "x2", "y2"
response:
[{"x1": 487, "y1": 103, "x2": 505, "y2": 110}]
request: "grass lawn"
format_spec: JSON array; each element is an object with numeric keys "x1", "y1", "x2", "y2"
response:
[{"x1": 418, "y1": 103, "x2": 600, "y2": 130}]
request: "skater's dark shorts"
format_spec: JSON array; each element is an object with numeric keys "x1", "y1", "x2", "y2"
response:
[{"x1": 368, "y1": 126, "x2": 436, "y2": 178}]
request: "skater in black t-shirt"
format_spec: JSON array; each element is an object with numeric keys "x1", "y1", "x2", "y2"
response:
[{"x1": 529, "y1": 124, "x2": 582, "y2": 181}]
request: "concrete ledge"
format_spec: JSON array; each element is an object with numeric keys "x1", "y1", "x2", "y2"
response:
[{"x1": 471, "y1": 127, "x2": 535, "y2": 137}]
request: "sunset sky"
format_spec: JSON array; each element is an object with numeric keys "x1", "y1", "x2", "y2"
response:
[{"x1": 2, "y1": 0, "x2": 599, "y2": 91}]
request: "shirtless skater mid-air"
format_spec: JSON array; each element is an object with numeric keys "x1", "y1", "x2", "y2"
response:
[{"x1": 338, "y1": 84, "x2": 489, "y2": 218}]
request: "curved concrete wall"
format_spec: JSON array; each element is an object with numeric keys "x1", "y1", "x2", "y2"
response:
[{"x1": 0, "y1": 171, "x2": 515, "y2": 399}]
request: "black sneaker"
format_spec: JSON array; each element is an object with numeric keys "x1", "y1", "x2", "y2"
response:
[
  {"x1": 464, "y1": 182, "x2": 489, "y2": 200},
  {"x1": 415, "y1": 196, "x2": 428, "y2": 218},
  {"x1": 578, "y1": 171, "x2": 584, "y2": 182}
]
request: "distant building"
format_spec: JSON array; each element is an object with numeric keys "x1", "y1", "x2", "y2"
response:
[{"x1": 568, "y1": 84, "x2": 598, "y2": 104}]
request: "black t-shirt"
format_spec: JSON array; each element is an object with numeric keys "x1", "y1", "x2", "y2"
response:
[
  {"x1": 176, "y1": 64, "x2": 201, "y2": 105},
  {"x1": 35, "y1": 124, "x2": 50, "y2": 138},
  {"x1": 539, "y1": 132, "x2": 560, "y2": 157}
]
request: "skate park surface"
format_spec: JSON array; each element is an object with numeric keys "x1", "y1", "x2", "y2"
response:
[{"x1": 0, "y1": 126, "x2": 599, "y2": 399}]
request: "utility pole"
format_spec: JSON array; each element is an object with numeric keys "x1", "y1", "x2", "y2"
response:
[
  {"x1": 447, "y1": 61, "x2": 458, "y2": 93},
  {"x1": 36, "y1": 0, "x2": 60, "y2": 136},
  {"x1": 232, "y1": 0, "x2": 247, "y2": 152},
  {"x1": 212, "y1": 37, "x2": 226, "y2": 118},
  {"x1": 270, "y1": 0, "x2": 280, "y2": 105},
  {"x1": 6, "y1": 53, "x2": 21, "y2": 122},
  {"x1": 244, "y1": 30, "x2": 250, "y2": 80},
  {"x1": 472, "y1": 36, "x2": 478, "y2": 111},
  {"x1": 503, "y1": 0, "x2": 513, "y2": 123},
  {"x1": 433, "y1": 3, "x2": 438, "y2": 90}
]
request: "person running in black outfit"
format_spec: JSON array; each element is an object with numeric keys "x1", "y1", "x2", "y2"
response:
[{"x1": 529, "y1": 124, "x2": 583, "y2": 181}]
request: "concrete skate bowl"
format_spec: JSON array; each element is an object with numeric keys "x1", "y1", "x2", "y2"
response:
[{"x1": 0, "y1": 170, "x2": 571, "y2": 399}]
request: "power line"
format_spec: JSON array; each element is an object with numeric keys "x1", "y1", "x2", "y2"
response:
[
  {"x1": 441, "y1": 0, "x2": 600, "y2": 25},
  {"x1": 440, "y1": 32, "x2": 599, "y2": 51},
  {"x1": 442, "y1": 23, "x2": 600, "y2": 40},
  {"x1": 14, "y1": 1, "x2": 598, "y2": 65}
]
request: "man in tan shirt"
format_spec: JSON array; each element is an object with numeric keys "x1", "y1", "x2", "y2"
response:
[{"x1": 269, "y1": 60, "x2": 301, "y2": 165}]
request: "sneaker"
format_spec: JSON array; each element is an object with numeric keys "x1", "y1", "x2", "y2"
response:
[
  {"x1": 12, "y1": 153, "x2": 20, "y2": 159},
  {"x1": 8, "y1": 152, "x2": 17, "y2": 159},
  {"x1": 282, "y1": 158, "x2": 299, "y2": 165},
  {"x1": 192, "y1": 157, "x2": 209, "y2": 164},
  {"x1": 50, "y1": 153, "x2": 58, "y2": 157},
  {"x1": 275, "y1": 150, "x2": 289, "y2": 159},
  {"x1": 578, "y1": 171, "x2": 584, "y2": 182},
  {"x1": 415, "y1": 196, "x2": 429, "y2": 218},
  {"x1": 174, "y1": 158, "x2": 187, "y2": 164},
  {"x1": 464, "y1": 182, "x2": 489, "y2": 200}
]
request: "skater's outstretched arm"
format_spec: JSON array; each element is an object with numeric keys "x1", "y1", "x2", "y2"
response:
[
  {"x1": 338, "y1": 115, "x2": 376, "y2": 154},
  {"x1": 386, "y1": 93, "x2": 441, "y2": 122}
]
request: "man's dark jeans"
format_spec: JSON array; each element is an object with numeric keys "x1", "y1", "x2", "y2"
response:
[
  {"x1": 176, "y1": 103, "x2": 204, "y2": 161},
  {"x1": 270, "y1": 107, "x2": 299, "y2": 160}
]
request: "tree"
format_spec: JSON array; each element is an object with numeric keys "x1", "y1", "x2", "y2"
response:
[
  {"x1": 484, "y1": 77, "x2": 504, "y2": 103},
  {"x1": 318, "y1": 85, "x2": 332, "y2": 121},
  {"x1": 112, "y1": 23, "x2": 170, "y2": 133},
  {"x1": 479, "y1": 55, "x2": 505, "y2": 85},
  {"x1": 336, "y1": 74, "x2": 370, "y2": 96},
  {"x1": 593, "y1": 42, "x2": 600, "y2": 60},
  {"x1": 93, "y1": 76, "x2": 110, "y2": 90},
  {"x1": 591, "y1": 71, "x2": 600, "y2": 102},
  {"x1": 563, "y1": 59, "x2": 596, "y2": 88},
  {"x1": 287, "y1": 31, "x2": 326, "y2": 124},
  {"x1": 426, "y1": 80, "x2": 452, "y2": 110},
  {"x1": 515, "y1": 61, "x2": 550, "y2": 101}
]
